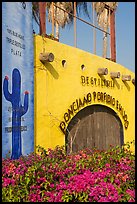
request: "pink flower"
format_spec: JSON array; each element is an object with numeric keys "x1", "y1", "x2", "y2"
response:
[
  {"x1": 49, "y1": 183, "x2": 54, "y2": 188},
  {"x1": 128, "y1": 198, "x2": 135, "y2": 202},
  {"x1": 74, "y1": 155, "x2": 81, "y2": 160},
  {"x1": 105, "y1": 163, "x2": 110, "y2": 168},
  {"x1": 116, "y1": 172, "x2": 123, "y2": 179},
  {"x1": 2, "y1": 178, "x2": 11, "y2": 187},
  {"x1": 37, "y1": 177, "x2": 46, "y2": 183},
  {"x1": 114, "y1": 179, "x2": 120, "y2": 185},
  {"x1": 81, "y1": 153, "x2": 87, "y2": 158},
  {"x1": 98, "y1": 197, "x2": 110, "y2": 202},
  {"x1": 126, "y1": 189, "x2": 135, "y2": 198},
  {"x1": 2, "y1": 178, "x2": 15, "y2": 187},
  {"x1": 122, "y1": 174, "x2": 129, "y2": 182}
]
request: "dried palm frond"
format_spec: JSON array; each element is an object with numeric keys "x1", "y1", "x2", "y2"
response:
[
  {"x1": 32, "y1": 2, "x2": 40, "y2": 25},
  {"x1": 76, "y1": 2, "x2": 91, "y2": 19},
  {"x1": 47, "y1": 2, "x2": 90, "y2": 28},
  {"x1": 94, "y1": 2, "x2": 118, "y2": 28},
  {"x1": 47, "y1": 2, "x2": 73, "y2": 28}
]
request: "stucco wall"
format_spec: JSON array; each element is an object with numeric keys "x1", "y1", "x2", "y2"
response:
[{"x1": 34, "y1": 35, "x2": 135, "y2": 152}]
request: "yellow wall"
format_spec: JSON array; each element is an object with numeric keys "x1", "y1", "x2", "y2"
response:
[{"x1": 34, "y1": 35, "x2": 135, "y2": 153}]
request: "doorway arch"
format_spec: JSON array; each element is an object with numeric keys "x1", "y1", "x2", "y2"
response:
[{"x1": 65, "y1": 105, "x2": 124, "y2": 154}]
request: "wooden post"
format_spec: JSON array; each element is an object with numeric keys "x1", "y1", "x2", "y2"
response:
[
  {"x1": 74, "y1": 2, "x2": 77, "y2": 47},
  {"x1": 52, "y1": 2, "x2": 54, "y2": 36},
  {"x1": 92, "y1": 2, "x2": 96, "y2": 54},
  {"x1": 103, "y1": 8, "x2": 108, "y2": 59},
  {"x1": 92, "y1": 2, "x2": 96, "y2": 55},
  {"x1": 110, "y1": 9, "x2": 116, "y2": 62},
  {"x1": 39, "y1": 2, "x2": 46, "y2": 35},
  {"x1": 108, "y1": 6, "x2": 111, "y2": 60}
]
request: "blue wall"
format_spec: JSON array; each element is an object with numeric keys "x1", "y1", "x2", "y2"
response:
[{"x1": 2, "y1": 2, "x2": 34, "y2": 158}]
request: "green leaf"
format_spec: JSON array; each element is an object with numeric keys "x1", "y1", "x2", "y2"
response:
[
  {"x1": 104, "y1": 177, "x2": 107, "y2": 182},
  {"x1": 110, "y1": 176, "x2": 114, "y2": 183}
]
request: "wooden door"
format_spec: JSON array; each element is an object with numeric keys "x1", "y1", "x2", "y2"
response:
[{"x1": 66, "y1": 105, "x2": 123, "y2": 153}]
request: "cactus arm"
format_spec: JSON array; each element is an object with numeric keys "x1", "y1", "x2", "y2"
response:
[
  {"x1": 20, "y1": 91, "x2": 29, "y2": 116},
  {"x1": 3, "y1": 76, "x2": 12, "y2": 102},
  {"x1": 12, "y1": 69, "x2": 21, "y2": 105}
]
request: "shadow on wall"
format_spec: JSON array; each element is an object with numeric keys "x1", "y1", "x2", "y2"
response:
[{"x1": 44, "y1": 62, "x2": 59, "y2": 79}]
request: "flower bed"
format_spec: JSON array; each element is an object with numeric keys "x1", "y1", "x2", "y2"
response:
[{"x1": 2, "y1": 142, "x2": 135, "y2": 202}]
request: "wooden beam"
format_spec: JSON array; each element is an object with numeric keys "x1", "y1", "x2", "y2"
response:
[
  {"x1": 110, "y1": 10, "x2": 116, "y2": 62},
  {"x1": 39, "y1": 2, "x2": 46, "y2": 35},
  {"x1": 52, "y1": 2, "x2": 54, "y2": 36},
  {"x1": 74, "y1": 2, "x2": 77, "y2": 47},
  {"x1": 92, "y1": 2, "x2": 96, "y2": 54}
]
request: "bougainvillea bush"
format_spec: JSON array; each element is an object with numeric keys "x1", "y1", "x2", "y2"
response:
[{"x1": 2, "y1": 142, "x2": 135, "y2": 202}]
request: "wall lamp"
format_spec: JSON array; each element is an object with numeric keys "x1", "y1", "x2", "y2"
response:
[
  {"x1": 39, "y1": 52, "x2": 54, "y2": 63},
  {"x1": 110, "y1": 72, "x2": 120, "y2": 79},
  {"x1": 132, "y1": 78, "x2": 135, "y2": 85},
  {"x1": 97, "y1": 68, "x2": 108, "y2": 75},
  {"x1": 122, "y1": 75, "x2": 131, "y2": 81}
]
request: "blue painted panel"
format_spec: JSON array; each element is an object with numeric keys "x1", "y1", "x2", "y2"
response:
[{"x1": 2, "y1": 2, "x2": 34, "y2": 159}]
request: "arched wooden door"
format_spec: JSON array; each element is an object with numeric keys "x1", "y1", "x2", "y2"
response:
[{"x1": 65, "y1": 105, "x2": 123, "y2": 153}]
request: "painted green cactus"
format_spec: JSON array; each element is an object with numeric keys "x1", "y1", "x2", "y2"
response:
[{"x1": 3, "y1": 68, "x2": 29, "y2": 159}]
